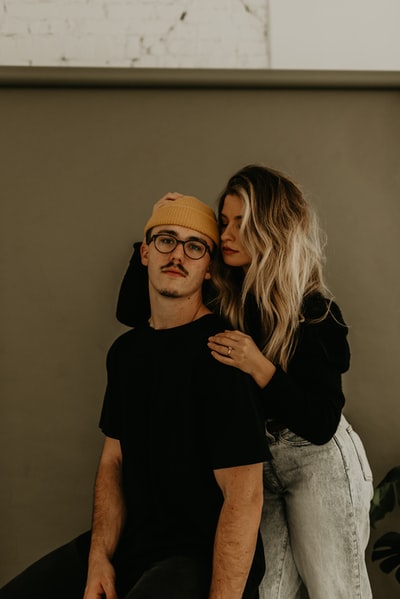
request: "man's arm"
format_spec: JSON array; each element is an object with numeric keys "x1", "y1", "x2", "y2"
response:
[
  {"x1": 209, "y1": 462, "x2": 264, "y2": 599},
  {"x1": 83, "y1": 436, "x2": 126, "y2": 599}
]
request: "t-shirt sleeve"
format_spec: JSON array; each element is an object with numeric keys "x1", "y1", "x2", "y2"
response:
[
  {"x1": 200, "y1": 362, "x2": 271, "y2": 468},
  {"x1": 99, "y1": 339, "x2": 123, "y2": 439}
]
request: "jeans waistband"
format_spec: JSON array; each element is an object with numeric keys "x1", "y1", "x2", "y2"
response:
[{"x1": 266, "y1": 420, "x2": 287, "y2": 433}]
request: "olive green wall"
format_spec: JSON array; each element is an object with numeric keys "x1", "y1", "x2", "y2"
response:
[{"x1": 1, "y1": 68, "x2": 399, "y2": 597}]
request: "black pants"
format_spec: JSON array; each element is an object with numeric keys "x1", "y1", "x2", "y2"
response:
[
  {"x1": 0, "y1": 531, "x2": 90, "y2": 599},
  {"x1": 0, "y1": 531, "x2": 260, "y2": 599}
]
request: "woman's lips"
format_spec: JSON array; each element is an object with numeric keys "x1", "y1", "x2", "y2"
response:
[{"x1": 222, "y1": 247, "x2": 237, "y2": 255}]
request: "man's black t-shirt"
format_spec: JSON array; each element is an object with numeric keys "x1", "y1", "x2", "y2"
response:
[{"x1": 100, "y1": 313, "x2": 269, "y2": 563}]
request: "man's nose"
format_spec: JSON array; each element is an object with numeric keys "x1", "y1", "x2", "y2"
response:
[{"x1": 170, "y1": 242, "x2": 185, "y2": 259}]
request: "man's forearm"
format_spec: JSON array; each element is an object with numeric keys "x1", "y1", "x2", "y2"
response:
[
  {"x1": 84, "y1": 438, "x2": 126, "y2": 599},
  {"x1": 89, "y1": 455, "x2": 126, "y2": 561},
  {"x1": 208, "y1": 495, "x2": 262, "y2": 599}
]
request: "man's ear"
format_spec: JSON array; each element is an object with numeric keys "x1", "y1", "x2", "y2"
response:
[{"x1": 140, "y1": 240, "x2": 149, "y2": 266}]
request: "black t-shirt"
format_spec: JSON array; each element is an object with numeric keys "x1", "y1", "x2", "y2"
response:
[{"x1": 100, "y1": 313, "x2": 269, "y2": 562}]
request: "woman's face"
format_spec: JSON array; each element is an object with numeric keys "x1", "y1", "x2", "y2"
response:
[{"x1": 219, "y1": 194, "x2": 251, "y2": 270}]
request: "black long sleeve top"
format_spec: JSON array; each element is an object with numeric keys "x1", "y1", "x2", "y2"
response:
[{"x1": 116, "y1": 243, "x2": 350, "y2": 445}]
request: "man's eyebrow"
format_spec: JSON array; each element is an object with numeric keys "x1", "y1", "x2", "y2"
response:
[{"x1": 156, "y1": 229, "x2": 208, "y2": 244}]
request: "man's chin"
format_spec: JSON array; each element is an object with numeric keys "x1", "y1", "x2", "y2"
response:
[{"x1": 159, "y1": 289, "x2": 180, "y2": 298}]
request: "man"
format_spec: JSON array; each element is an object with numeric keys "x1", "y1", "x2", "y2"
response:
[
  {"x1": 84, "y1": 195, "x2": 269, "y2": 599},
  {"x1": 0, "y1": 195, "x2": 269, "y2": 599}
]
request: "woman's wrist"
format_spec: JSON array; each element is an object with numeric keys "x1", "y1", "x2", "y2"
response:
[{"x1": 252, "y1": 356, "x2": 276, "y2": 388}]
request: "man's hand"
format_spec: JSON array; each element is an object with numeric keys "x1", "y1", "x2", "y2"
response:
[
  {"x1": 83, "y1": 555, "x2": 117, "y2": 599},
  {"x1": 84, "y1": 437, "x2": 125, "y2": 599}
]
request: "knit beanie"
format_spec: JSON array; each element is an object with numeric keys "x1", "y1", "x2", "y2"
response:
[{"x1": 144, "y1": 195, "x2": 219, "y2": 246}]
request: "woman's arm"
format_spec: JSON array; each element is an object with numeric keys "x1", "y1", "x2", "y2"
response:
[
  {"x1": 260, "y1": 315, "x2": 348, "y2": 444},
  {"x1": 208, "y1": 303, "x2": 349, "y2": 445}
]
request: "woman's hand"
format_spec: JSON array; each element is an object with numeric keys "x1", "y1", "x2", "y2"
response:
[
  {"x1": 208, "y1": 330, "x2": 276, "y2": 388},
  {"x1": 152, "y1": 191, "x2": 184, "y2": 214}
]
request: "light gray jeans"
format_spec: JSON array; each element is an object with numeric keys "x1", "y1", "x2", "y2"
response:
[{"x1": 259, "y1": 414, "x2": 373, "y2": 599}]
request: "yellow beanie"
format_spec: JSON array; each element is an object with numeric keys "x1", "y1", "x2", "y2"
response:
[{"x1": 144, "y1": 195, "x2": 219, "y2": 246}]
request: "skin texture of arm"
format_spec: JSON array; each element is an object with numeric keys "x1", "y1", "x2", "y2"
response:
[
  {"x1": 209, "y1": 462, "x2": 264, "y2": 599},
  {"x1": 83, "y1": 436, "x2": 126, "y2": 599}
]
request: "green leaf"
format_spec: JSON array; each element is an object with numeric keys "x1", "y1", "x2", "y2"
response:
[
  {"x1": 370, "y1": 466, "x2": 400, "y2": 527},
  {"x1": 371, "y1": 532, "x2": 400, "y2": 583}
]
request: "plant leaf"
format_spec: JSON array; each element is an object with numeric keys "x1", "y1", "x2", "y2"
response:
[
  {"x1": 371, "y1": 532, "x2": 400, "y2": 583},
  {"x1": 370, "y1": 466, "x2": 400, "y2": 527}
]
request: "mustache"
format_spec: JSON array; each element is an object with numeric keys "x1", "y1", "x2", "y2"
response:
[{"x1": 161, "y1": 261, "x2": 189, "y2": 276}]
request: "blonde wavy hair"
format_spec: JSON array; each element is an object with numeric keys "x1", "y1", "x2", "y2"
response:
[{"x1": 211, "y1": 164, "x2": 332, "y2": 370}]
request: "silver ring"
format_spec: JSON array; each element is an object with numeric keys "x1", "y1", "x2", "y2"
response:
[{"x1": 227, "y1": 346, "x2": 233, "y2": 356}]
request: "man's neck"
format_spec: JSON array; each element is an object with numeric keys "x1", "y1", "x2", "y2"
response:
[{"x1": 148, "y1": 293, "x2": 211, "y2": 330}]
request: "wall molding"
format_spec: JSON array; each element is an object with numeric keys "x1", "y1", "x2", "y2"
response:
[{"x1": 1, "y1": 67, "x2": 399, "y2": 89}]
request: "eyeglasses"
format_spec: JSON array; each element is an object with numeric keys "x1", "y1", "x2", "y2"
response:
[{"x1": 150, "y1": 234, "x2": 211, "y2": 260}]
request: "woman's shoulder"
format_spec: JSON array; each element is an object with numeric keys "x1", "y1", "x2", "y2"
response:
[
  {"x1": 302, "y1": 292, "x2": 347, "y2": 327},
  {"x1": 299, "y1": 292, "x2": 350, "y2": 372}
]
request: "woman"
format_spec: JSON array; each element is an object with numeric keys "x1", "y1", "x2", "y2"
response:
[{"x1": 116, "y1": 164, "x2": 373, "y2": 599}]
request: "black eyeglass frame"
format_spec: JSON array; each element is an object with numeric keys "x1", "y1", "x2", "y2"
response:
[{"x1": 149, "y1": 233, "x2": 212, "y2": 260}]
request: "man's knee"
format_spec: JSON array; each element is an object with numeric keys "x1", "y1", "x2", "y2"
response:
[{"x1": 124, "y1": 555, "x2": 210, "y2": 599}]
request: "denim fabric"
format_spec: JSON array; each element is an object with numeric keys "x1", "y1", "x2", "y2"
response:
[{"x1": 259, "y1": 415, "x2": 373, "y2": 599}]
